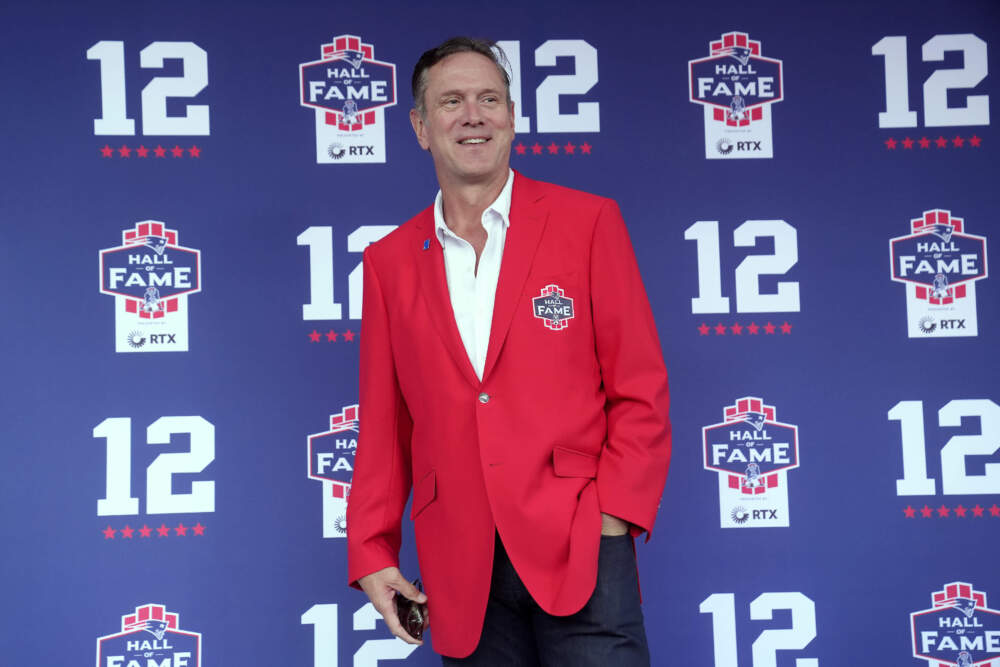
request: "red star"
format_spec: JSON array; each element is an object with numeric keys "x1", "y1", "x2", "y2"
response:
[
  {"x1": 937, "y1": 505, "x2": 950, "y2": 517},
  {"x1": 547, "y1": 142, "x2": 559, "y2": 154},
  {"x1": 580, "y1": 142, "x2": 592, "y2": 154},
  {"x1": 884, "y1": 137, "x2": 897, "y2": 150},
  {"x1": 731, "y1": 323, "x2": 743, "y2": 335},
  {"x1": 531, "y1": 143, "x2": 543, "y2": 155},
  {"x1": 136, "y1": 145, "x2": 149, "y2": 158},
  {"x1": 920, "y1": 505, "x2": 933, "y2": 518},
  {"x1": 918, "y1": 137, "x2": 930, "y2": 149},
  {"x1": 763, "y1": 322, "x2": 776, "y2": 334},
  {"x1": 157, "y1": 523, "x2": 170, "y2": 537},
  {"x1": 342, "y1": 329, "x2": 356, "y2": 342},
  {"x1": 903, "y1": 506, "x2": 916, "y2": 518},
  {"x1": 100, "y1": 144, "x2": 113, "y2": 158},
  {"x1": 780, "y1": 322, "x2": 792, "y2": 334},
  {"x1": 193, "y1": 523, "x2": 205, "y2": 536},
  {"x1": 154, "y1": 145, "x2": 167, "y2": 158},
  {"x1": 120, "y1": 525, "x2": 135, "y2": 539},
  {"x1": 189, "y1": 145, "x2": 201, "y2": 158},
  {"x1": 171, "y1": 145, "x2": 184, "y2": 157},
  {"x1": 747, "y1": 322, "x2": 760, "y2": 335},
  {"x1": 564, "y1": 141, "x2": 576, "y2": 154},
  {"x1": 954, "y1": 505, "x2": 967, "y2": 517},
  {"x1": 969, "y1": 135, "x2": 982, "y2": 147},
  {"x1": 952, "y1": 135, "x2": 965, "y2": 148},
  {"x1": 972, "y1": 504, "x2": 985, "y2": 517},
  {"x1": 175, "y1": 522, "x2": 188, "y2": 536},
  {"x1": 713, "y1": 323, "x2": 727, "y2": 335},
  {"x1": 697, "y1": 323, "x2": 710, "y2": 336},
  {"x1": 309, "y1": 329, "x2": 321, "y2": 342},
  {"x1": 103, "y1": 525, "x2": 116, "y2": 539},
  {"x1": 902, "y1": 137, "x2": 914, "y2": 149},
  {"x1": 514, "y1": 142, "x2": 526, "y2": 155},
  {"x1": 118, "y1": 145, "x2": 132, "y2": 158},
  {"x1": 935, "y1": 136, "x2": 948, "y2": 148},
  {"x1": 990, "y1": 504, "x2": 1000, "y2": 517},
  {"x1": 326, "y1": 330, "x2": 338, "y2": 342},
  {"x1": 139, "y1": 525, "x2": 152, "y2": 538}
]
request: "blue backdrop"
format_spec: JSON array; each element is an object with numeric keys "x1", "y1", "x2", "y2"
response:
[{"x1": 1, "y1": 1, "x2": 997, "y2": 665}]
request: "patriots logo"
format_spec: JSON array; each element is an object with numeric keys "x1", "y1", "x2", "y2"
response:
[
  {"x1": 929, "y1": 223, "x2": 954, "y2": 244},
  {"x1": 719, "y1": 45, "x2": 753, "y2": 66},
  {"x1": 952, "y1": 597, "x2": 977, "y2": 618},
  {"x1": 744, "y1": 412, "x2": 766, "y2": 431},
  {"x1": 143, "y1": 236, "x2": 168, "y2": 256},
  {"x1": 958, "y1": 650, "x2": 972, "y2": 667},
  {"x1": 333, "y1": 50, "x2": 365, "y2": 69},
  {"x1": 142, "y1": 619, "x2": 168, "y2": 640}
]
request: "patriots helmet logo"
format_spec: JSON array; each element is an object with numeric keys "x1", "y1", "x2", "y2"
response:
[
  {"x1": 930, "y1": 223, "x2": 954, "y2": 244},
  {"x1": 953, "y1": 597, "x2": 977, "y2": 618},
  {"x1": 342, "y1": 50, "x2": 364, "y2": 69},
  {"x1": 143, "y1": 236, "x2": 168, "y2": 256},
  {"x1": 142, "y1": 619, "x2": 168, "y2": 641},
  {"x1": 719, "y1": 44, "x2": 753, "y2": 66},
  {"x1": 744, "y1": 412, "x2": 766, "y2": 432}
]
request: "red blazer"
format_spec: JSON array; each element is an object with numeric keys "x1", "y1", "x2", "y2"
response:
[{"x1": 346, "y1": 172, "x2": 670, "y2": 658}]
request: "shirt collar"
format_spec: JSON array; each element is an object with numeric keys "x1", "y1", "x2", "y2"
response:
[{"x1": 434, "y1": 169, "x2": 514, "y2": 247}]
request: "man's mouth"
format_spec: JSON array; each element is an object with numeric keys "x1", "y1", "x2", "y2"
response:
[{"x1": 458, "y1": 138, "x2": 489, "y2": 144}]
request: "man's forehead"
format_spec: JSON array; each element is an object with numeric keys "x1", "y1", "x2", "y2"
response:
[{"x1": 426, "y1": 52, "x2": 506, "y2": 88}]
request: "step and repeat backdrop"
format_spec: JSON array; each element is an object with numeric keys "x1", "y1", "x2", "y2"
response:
[{"x1": 0, "y1": 0, "x2": 997, "y2": 665}]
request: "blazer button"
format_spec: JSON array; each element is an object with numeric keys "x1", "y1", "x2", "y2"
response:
[{"x1": 478, "y1": 392, "x2": 490, "y2": 404}]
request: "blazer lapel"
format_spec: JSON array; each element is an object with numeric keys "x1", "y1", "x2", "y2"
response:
[
  {"x1": 412, "y1": 209, "x2": 481, "y2": 389},
  {"x1": 482, "y1": 173, "x2": 548, "y2": 381}
]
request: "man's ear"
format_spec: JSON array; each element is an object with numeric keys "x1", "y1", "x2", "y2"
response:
[{"x1": 410, "y1": 108, "x2": 430, "y2": 151}]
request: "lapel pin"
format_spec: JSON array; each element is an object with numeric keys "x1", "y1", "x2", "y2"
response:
[{"x1": 422, "y1": 239, "x2": 430, "y2": 250}]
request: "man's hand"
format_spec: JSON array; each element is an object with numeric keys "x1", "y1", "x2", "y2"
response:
[
  {"x1": 357, "y1": 566, "x2": 428, "y2": 644},
  {"x1": 600, "y1": 512, "x2": 630, "y2": 536}
]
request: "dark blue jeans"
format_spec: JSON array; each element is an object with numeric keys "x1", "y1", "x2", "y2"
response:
[{"x1": 442, "y1": 533, "x2": 650, "y2": 666}]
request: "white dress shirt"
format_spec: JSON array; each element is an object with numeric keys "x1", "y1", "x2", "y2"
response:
[{"x1": 434, "y1": 169, "x2": 514, "y2": 381}]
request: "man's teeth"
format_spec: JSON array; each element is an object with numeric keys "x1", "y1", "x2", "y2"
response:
[{"x1": 459, "y1": 138, "x2": 487, "y2": 144}]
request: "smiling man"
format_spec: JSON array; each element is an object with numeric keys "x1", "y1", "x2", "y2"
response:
[{"x1": 346, "y1": 36, "x2": 671, "y2": 666}]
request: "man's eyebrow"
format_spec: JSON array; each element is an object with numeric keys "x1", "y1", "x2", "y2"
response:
[{"x1": 436, "y1": 87, "x2": 504, "y2": 100}]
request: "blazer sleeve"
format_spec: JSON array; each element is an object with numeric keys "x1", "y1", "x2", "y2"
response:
[
  {"x1": 346, "y1": 245, "x2": 414, "y2": 587},
  {"x1": 589, "y1": 199, "x2": 671, "y2": 540}
]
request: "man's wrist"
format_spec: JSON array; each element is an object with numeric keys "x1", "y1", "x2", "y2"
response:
[{"x1": 600, "y1": 512, "x2": 630, "y2": 536}]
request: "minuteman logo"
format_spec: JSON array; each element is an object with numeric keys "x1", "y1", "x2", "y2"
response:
[
  {"x1": 689, "y1": 31, "x2": 784, "y2": 159},
  {"x1": 911, "y1": 582, "x2": 1000, "y2": 666},
  {"x1": 99, "y1": 221, "x2": 201, "y2": 353},
  {"x1": 299, "y1": 34, "x2": 397, "y2": 164},
  {"x1": 307, "y1": 404, "x2": 358, "y2": 538},
  {"x1": 96, "y1": 603, "x2": 201, "y2": 667},
  {"x1": 702, "y1": 396, "x2": 799, "y2": 528},
  {"x1": 890, "y1": 209, "x2": 988, "y2": 338}
]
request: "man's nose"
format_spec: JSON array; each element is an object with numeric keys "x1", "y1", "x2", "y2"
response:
[{"x1": 460, "y1": 101, "x2": 484, "y2": 124}]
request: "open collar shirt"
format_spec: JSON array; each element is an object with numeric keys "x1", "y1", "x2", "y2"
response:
[{"x1": 433, "y1": 169, "x2": 514, "y2": 381}]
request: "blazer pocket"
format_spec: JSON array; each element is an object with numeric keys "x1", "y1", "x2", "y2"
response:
[
  {"x1": 552, "y1": 446, "x2": 599, "y2": 478},
  {"x1": 410, "y1": 470, "x2": 436, "y2": 519}
]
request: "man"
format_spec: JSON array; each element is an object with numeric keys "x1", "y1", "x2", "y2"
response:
[{"x1": 346, "y1": 37, "x2": 670, "y2": 665}]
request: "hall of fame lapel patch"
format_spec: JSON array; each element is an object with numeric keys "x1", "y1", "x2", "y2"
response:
[{"x1": 532, "y1": 284, "x2": 574, "y2": 331}]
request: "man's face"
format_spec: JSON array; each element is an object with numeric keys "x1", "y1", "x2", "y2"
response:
[{"x1": 410, "y1": 52, "x2": 515, "y2": 188}]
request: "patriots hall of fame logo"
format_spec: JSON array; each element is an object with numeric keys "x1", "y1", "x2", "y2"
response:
[
  {"x1": 702, "y1": 397, "x2": 800, "y2": 528},
  {"x1": 911, "y1": 582, "x2": 1000, "y2": 666},
  {"x1": 299, "y1": 34, "x2": 397, "y2": 164},
  {"x1": 890, "y1": 209, "x2": 988, "y2": 338},
  {"x1": 99, "y1": 221, "x2": 202, "y2": 353},
  {"x1": 96, "y1": 603, "x2": 201, "y2": 667},
  {"x1": 689, "y1": 31, "x2": 784, "y2": 159},
  {"x1": 307, "y1": 404, "x2": 358, "y2": 538},
  {"x1": 532, "y1": 284, "x2": 575, "y2": 331}
]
